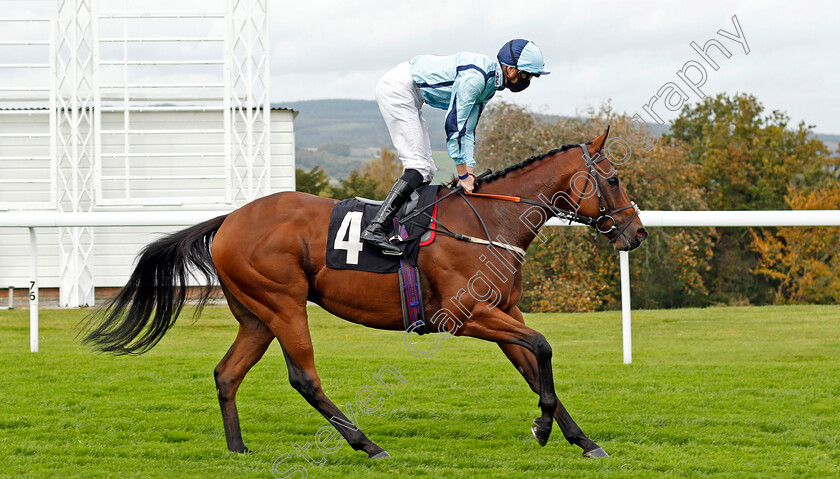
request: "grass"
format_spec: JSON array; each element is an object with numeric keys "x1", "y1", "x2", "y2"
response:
[{"x1": 1, "y1": 304, "x2": 838, "y2": 478}]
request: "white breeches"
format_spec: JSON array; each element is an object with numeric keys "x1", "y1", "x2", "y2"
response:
[{"x1": 375, "y1": 62, "x2": 437, "y2": 183}]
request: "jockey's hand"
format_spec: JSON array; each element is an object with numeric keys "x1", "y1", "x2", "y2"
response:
[{"x1": 460, "y1": 174, "x2": 475, "y2": 193}]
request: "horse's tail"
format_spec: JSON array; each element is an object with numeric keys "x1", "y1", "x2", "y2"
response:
[{"x1": 81, "y1": 214, "x2": 229, "y2": 355}]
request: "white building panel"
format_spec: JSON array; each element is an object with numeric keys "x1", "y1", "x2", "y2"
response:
[
  {"x1": 0, "y1": 107, "x2": 296, "y2": 290},
  {"x1": 0, "y1": 110, "x2": 53, "y2": 207}
]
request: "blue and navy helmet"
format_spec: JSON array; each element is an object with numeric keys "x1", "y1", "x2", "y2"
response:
[{"x1": 497, "y1": 39, "x2": 550, "y2": 76}]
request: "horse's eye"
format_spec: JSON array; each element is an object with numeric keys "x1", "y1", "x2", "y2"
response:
[{"x1": 608, "y1": 177, "x2": 619, "y2": 186}]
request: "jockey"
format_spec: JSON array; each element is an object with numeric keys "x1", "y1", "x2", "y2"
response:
[{"x1": 361, "y1": 39, "x2": 550, "y2": 255}]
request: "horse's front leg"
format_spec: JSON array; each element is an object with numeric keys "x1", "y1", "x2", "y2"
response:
[
  {"x1": 498, "y1": 307, "x2": 608, "y2": 457},
  {"x1": 455, "y1": 308, "x2": 558, "y2": 446}
]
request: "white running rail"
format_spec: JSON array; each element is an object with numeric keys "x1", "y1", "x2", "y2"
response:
[{"x1": 2, "y1": 209, "x2": 840, "y2": 357}]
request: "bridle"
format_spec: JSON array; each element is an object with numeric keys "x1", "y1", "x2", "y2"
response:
[
  {"x1": 574, "y1": 144, "x2": 640, "y2": 242},
  {"x1": 455, "y1": 145, "x2": 640, "y2": 243}
]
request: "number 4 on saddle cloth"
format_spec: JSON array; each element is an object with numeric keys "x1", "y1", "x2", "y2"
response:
[{"x1": 326, "y1": 184, "x2": 440, "y2": 334}]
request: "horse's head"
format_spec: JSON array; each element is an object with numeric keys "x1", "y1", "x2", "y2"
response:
[{"x1": 571, "y1": 127, "x2": 647, "y2": 251}]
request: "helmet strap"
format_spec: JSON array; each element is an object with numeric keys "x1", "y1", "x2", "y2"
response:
[{"x1": 508, "y1": 40, "x2": 516, "y2": 68}]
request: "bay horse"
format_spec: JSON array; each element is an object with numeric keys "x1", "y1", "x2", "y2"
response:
[{"x1": 83, "y1": 127, "x2": 647, "y2": 459}]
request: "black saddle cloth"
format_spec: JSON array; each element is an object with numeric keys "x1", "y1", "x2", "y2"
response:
[{"x1": 326, "y1": 185, "x2": 439, "y2": 273}]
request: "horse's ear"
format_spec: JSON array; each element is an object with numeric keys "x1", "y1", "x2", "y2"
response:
[{"x1": 589, "y1": 125, "x2": 611, "y2": 154}]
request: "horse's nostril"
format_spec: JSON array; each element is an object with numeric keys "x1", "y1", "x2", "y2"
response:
[{"x1": 636, "y1": 228, "x2": 648, "y2": 241}]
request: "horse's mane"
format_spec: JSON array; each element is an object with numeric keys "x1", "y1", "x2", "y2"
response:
[{"x1": 476, "y1": 142, "x2": 589, "y2": 185}]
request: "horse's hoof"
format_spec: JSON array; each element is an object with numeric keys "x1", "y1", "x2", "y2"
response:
[
  {"x1": 531, "y1": 418, "x2": 551, "y2": 446},
  {"x1": 369, "y1": 450, "x2": 391, "y2": 460},
  {"x1": 583, "y1": 447, "x2": 609, "y2": 458}
]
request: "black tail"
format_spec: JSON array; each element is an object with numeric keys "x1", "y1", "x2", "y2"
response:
[{"x1": 81, "y1": 214, "x2": 229, "y2": 355}]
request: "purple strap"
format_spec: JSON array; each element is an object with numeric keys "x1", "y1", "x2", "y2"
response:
[{"x1": 398, "y1": 223, "x2": 426, "y2": 333}]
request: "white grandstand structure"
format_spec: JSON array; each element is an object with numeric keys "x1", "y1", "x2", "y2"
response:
[{"x1": 0, "y1": 0, "x2": 295, "y2": 307}]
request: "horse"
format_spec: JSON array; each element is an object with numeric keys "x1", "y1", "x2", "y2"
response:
[{"x1": 82, "y1": 126, "x2": 647, "y2": 459}]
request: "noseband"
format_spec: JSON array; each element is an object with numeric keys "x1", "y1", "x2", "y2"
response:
[{"x1": 576, "y1": 145, "x2": 640, "y2": 243}]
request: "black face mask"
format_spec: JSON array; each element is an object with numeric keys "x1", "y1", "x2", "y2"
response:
[
  {"x1": 507, "y1": 76, "x2": 530, "y2": 92},
  {"x1": 503, "y1": 41, "x2": 533, "y2": 92}
]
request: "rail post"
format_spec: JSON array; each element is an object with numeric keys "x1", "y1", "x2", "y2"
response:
[
  {"x1": 620, "y1": 250, "x2": 631, "y2": 364},
  {"x1": 29, "y1": 227, "x2": 39, "y2": 353}
]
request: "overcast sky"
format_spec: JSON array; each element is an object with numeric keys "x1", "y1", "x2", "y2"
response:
[
  {"x1": 272, "y1": 0, "x2": 840, "y2": 134},
  {"x1": 1, "y1": 0, "x2": 837, "y2": 133}
]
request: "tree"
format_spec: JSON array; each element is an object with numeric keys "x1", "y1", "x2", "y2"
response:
[
  {"x1": 670, "y1": 93, "x2": 830, "y2": 211},
  {"x1": 474, "y1": 101, "x2": 548, "y2": 172},
  {"x1": 359, "y1": 147, "x2": 403, "y2": 198},
  {"x1": 329, "y1": 147, "x2": 401, "y2": 200},
  {"x1": 669, "y1": 93, "x2": 834, "y2": 304},
  {"x1": 751, "y1": 184, "x2": 840, "y2": 304},
  {"x1": 295, "y1": 166, "x2": 331, "y2": 196},
  {"x1": 329, "y1": 170, "x2": 380, "y2": 200}
]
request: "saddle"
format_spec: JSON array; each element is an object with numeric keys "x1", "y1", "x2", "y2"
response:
[
  {"x1": 326, "y1": 185, "x2": 438, "y2": 335},
  {"x1": 326, "y1": 184, "x2": 438, "y2": 273}
]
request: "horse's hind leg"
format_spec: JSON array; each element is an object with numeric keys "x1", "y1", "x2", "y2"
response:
[
  {"x1": 215, "y1": 285, "x2": 276, "y2": 453},
  {"x1": 243, "y1": 289, "x2": 390, "y2": 459},
  {"x1": 278, "y1": 345, "x2": 389, "y2": 459},
  {"x1": 498, "y1": 307, "x2": 608, "y2": 457}
]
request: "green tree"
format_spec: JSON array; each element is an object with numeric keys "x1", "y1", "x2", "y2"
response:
[
  {"x1": 474, "y1": 96, "x2": 837, "y2": 311},
  {"x1": 329, "y1": 147, "x2": 401, "y2": 200},
  {"x1": 360, "y1": 147, "x2": 403, "y2": 198},
  {"x1": 329, "y1": 170, "x2": 380, "y2": 200},
  {"x1": 670, "y1": 93, "x2": 834, "y2": 304},
  {"x1": 295, "y1": 166, "x2": 331, "y2": 196},
  {"x1": 670, "y1": 93, "x2": 830, "y2": 210}
]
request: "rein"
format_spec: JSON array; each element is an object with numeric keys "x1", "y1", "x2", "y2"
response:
[
  {"x1": 398, "y1": 144, "x2": 640, "y2": 255},
  {"x1": 399, "y1": 171, "x2": 526, "y2": 257},
  {"x1": 454, "y1": 145, "x2": 640, "y2": 243},
  {"x1": 461, "y1": 191, "x2": 600, "y2": 229}
]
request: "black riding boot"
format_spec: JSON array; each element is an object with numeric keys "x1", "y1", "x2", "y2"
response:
[{"x1": 361, "y1": 178, "x2": 415, "y2": 255}]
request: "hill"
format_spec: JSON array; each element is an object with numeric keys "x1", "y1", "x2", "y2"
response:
[
  {"x1": 275, "y1": 99, "x2": 840, "y2": 181},
  {"x1": 278, "y1": 99, "x2": 448, "y2": 150}
]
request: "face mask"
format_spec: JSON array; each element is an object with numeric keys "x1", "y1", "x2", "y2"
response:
[{"x1": 507, "y1": 76, "x2": 530, "y2": 93}]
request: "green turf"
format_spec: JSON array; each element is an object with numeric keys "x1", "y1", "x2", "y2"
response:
[{"x1": 1, "y1": 305, "x2": 838, "y2": 478}]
